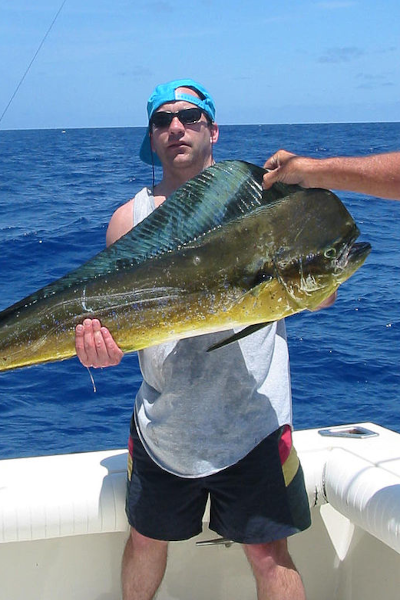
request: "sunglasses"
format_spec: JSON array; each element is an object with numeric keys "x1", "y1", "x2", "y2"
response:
[{"x1": 151, "y1": 107, "x2": 206, "y2": 129}]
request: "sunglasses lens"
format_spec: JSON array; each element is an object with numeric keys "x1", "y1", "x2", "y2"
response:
[
  {"x1": 151, "y1": 108, "x2": 203, "y2": 128},
  {"x1": 151, "y1": 112, "x2": 172, "y2": 128},
  {"x1": 179, "y1": 108, "x2": 202, "y2": 124}
]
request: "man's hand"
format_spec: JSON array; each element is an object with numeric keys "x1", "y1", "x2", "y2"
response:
[
  {"x1": 263, "y1": 150, "x2": 315, "y2": 189},
  {"x1": 75, "y1": 318, "x2": 124, "y2": 368},
  {"x1": 312, "y1": 292, "x2": 337, "y2": 312}
]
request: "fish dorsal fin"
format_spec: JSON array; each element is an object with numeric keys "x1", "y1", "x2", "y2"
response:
[
  {"x1": 261, "y1": 181, "x2": 303, "y2": 203},
  {"x1": 0, "y1": 161, "x2": 301, "y2": 317},
  {"x1": 107, "y1": 160, "x2": 266, "y2": 263},
  {"x1": 75, "y1": 161, "x2": 301, "y2": 275},
  {"x1": 3, "y1": 162, "x2": 264, "y2": 304}
]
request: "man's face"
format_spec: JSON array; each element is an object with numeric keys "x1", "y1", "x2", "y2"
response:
[{"x1": 150, "y1": 87, "x2": 218, "y2": 172}]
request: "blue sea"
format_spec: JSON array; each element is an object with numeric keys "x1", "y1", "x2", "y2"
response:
[{"x1": 0, "y1": 123, "x2": 399, "y2": 459}]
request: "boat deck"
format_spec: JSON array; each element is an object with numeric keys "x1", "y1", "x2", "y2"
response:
[{"x1": 1, "y1": 422, "x2": 399, "y2": 599}]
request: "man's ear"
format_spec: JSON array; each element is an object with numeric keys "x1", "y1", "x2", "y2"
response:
[{"x1": 210, "y1": 122, "x2": 219, "y2": 144}]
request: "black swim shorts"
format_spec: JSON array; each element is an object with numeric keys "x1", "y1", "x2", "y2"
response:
[{"x1": 125, "y1": 420, "x2": 311, "y2": 544}]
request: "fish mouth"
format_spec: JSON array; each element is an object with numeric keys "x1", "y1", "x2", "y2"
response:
[
  {"x1": 348, "y1": 241, "x2": 372, "y2": 262},
  {"x1": 337, "y1": 240, "x2": 371, "y2": 277}
]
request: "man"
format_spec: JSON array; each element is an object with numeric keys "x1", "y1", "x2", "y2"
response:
[
  {"x1": 76, "y1": 79, "x2": 332, "y2": 600},
  {"x1": 263, "y1": 149, "x2": 400, "y2": 200}
]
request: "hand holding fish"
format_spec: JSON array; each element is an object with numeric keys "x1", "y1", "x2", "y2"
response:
[
  {"x1": 263, "y1": 150, "x2": 314, "y2": 189},
  {"x1": 310, "y1": 292, "x2": 337, "y2": 311},
  {"x1": 75, "y1": 319, "x2": 124, "y2": 368},
  {"x1": 263, "y1": 150, "x2": 400, "y2": 200}
]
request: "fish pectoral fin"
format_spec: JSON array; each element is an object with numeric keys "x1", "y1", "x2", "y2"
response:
[
  {"x1": 207, "y1": 322, "x2": 272, "y2": 352},
  {"x1": 242, "y1": 276, "x2": 274, "y2": 299}
]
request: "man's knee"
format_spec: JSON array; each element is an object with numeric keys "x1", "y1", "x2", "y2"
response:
[
  {"x1": 129, "y1": 527, "x2": 169, "y2": 553},
  {"x1": 243, "y1": 538, "x2": 295, "y2": 572}
]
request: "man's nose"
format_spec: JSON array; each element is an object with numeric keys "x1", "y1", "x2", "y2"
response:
[{"x1": 169, "y1": 116, "x2": 185, "y2": 133}]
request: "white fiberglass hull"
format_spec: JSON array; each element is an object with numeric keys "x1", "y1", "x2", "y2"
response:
[{"x1": 1, "y1": 422, "x2": 400, "y2": 600}]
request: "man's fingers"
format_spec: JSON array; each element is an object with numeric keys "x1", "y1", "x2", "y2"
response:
[
  {"x1": 262, "y1": 169, "x2": 279, "y2": 189},
  {"x1": 263, "y1": 153, "x2": 280, "y2": 171},
  {"x1": 75, "y1": 322, "x2": 91, "y2": 366},
  {"x1": 101, "y1": 327, "x2": 124, "y2": 365},
  {"x1": 75, "y1": 318, "x2": 124, "y2": 368}
]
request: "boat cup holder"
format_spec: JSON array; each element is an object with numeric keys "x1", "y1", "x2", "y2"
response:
[{"x1": 318, "y1": 425, "x2": 379, "y2": 439}]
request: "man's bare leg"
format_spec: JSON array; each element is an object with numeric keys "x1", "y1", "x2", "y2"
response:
[
  {"x1": 243, "y1": 538, "x2": 306, "y2": 600},
  {"x1": 122, "y1": 527, "x2": 168, "y2": 600}
]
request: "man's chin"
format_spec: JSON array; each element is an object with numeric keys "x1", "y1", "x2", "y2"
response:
[{"x1": 168, "y1": 148, "x2": 194, "y2": 166}]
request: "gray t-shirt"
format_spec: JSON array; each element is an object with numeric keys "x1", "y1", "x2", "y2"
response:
[{"x1": 132, "y1": 187, "x2": 292, "y2": 478}]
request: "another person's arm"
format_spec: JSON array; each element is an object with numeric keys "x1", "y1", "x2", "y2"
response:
[{"x1": 263, "y1": 150, "x2": 400, "y2": 200}]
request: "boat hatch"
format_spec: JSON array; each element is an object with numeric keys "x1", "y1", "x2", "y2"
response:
[{"x1": 318, "y1": 425, "x2": 379, "y2": 439}]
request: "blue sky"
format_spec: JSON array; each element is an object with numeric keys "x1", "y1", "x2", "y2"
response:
[{"x1": 1, "y1": 0, "x2": 399, "y2": 129}]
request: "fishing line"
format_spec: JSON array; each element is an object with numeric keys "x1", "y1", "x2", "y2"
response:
[
  {"x1": 0, "y1": 0, "x2": 68, "y2": 125},
  {"x1": 151, "y1": 148, "x2": 156, "y2": 191},
  {"x1": 87, "y1": 367, "x2": 97, "y2": 393}
]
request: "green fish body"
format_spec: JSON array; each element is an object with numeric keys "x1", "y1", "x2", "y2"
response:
[{"x1": 0, "y1": 160, "x2": 371, "y2": 372}]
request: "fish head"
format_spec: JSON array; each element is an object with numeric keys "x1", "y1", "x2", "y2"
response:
[{"x1": 258, "y1": 188, "x2": 371, "y2": 310}]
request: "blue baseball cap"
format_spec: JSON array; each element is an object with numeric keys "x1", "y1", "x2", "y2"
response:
[{"x1": 139, "y1": 78, "x2": 216, "y2": 166}]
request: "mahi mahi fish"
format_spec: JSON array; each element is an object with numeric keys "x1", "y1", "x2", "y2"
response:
[{"x1": 0, "y1": 160, "x2": 371, "y2": 372}]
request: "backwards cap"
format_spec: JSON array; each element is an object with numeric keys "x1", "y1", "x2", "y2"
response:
[{"x1": 139, "y1": 78, "x2": 216, "y2": 166}]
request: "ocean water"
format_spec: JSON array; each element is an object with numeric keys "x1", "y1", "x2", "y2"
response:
[{"x1": 0, "y1": 123, "x2": 399, "y2": 459}]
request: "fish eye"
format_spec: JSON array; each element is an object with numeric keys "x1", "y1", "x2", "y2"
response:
[
  {"x1": 324, "y1": 248, "x2": 337, "y2": 259},
  {"x1": 254, "y1": 270, "x2": 273, "y2": 286}
]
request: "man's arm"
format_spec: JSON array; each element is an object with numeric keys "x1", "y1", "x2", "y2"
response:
[{"x1": 263, "y1": 150, "x2": 400, "y2": 200}]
